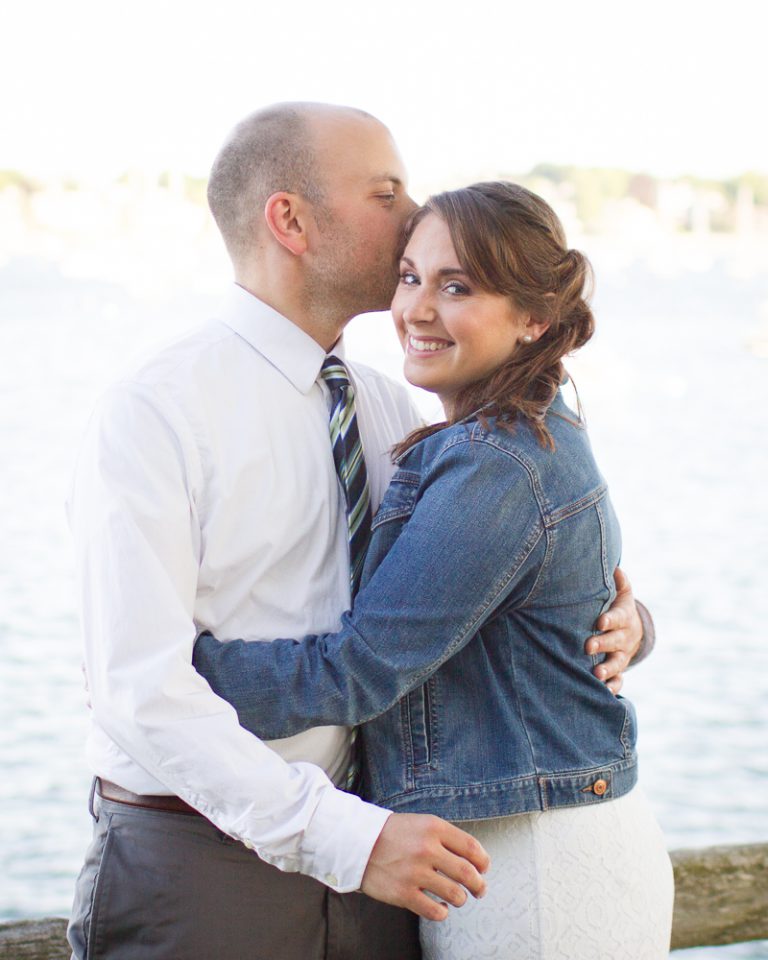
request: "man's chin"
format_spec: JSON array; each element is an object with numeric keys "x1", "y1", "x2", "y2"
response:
[
  {"x1": 339, "y1": 273, "x2": 399, "y2": 320},
  {"x1": 353, "y1": 293, "x2": 397, "y2": 318}
]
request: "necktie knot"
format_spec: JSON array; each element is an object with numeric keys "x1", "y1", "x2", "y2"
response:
[{"x1": 320, "y1": 355, "x2": 351, "y2": 397}]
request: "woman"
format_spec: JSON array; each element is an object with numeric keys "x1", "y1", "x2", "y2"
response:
[{"x1": 194, "y1": 182, "x2": 674, "y2": 958}]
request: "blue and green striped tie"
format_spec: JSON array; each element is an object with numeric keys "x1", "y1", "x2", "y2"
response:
[{"x1": 321, "y1": 355, "x2": 373, "y2": 597}]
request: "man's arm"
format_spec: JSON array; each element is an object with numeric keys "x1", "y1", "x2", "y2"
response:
[
  {"x1": 585, "y1": 569, "x2": 656, "y2": 694},
  {"x1": 70, "y1": 382, "x2": 487, "y2": 919}
]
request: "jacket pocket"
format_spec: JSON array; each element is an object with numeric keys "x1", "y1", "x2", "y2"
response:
[
  {"x1": 594, "y1": 495, "x2": 621, "y2": 609},
  {"x1": 371, "y1": 469, "x2": 420, "y2": 529},
  {"x1": 619, "y1": 696, "x2": 637, "y2": 758},
  {"x1": 406, "y1": 677, "x2": 438, "y2": 769}
]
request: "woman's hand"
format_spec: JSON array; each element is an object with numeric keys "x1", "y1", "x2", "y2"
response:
[{"x1": 584, "y1": 568, "x2": 647, "y2": 695}]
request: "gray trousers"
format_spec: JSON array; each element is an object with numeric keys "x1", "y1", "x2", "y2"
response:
[{"x1": 68, "y1": 793, "x2": 420, "y2": 960}]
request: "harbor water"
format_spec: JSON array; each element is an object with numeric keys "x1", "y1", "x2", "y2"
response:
[{"x1": 1, "y1": 241, "x2": 766, "y2": 956}]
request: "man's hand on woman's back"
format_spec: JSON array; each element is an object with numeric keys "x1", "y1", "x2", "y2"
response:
[{"x1": 585, "y1": 568, "x2": 653, "y2": 694}]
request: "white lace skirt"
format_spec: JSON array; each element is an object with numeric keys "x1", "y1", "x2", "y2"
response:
[{"x1": 420, "y1": 787, "x2": 674, "y2": 960}]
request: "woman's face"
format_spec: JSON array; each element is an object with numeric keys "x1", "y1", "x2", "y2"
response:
[{"x1": 392, "y1": 213, "x2": 530, "y2": 409}]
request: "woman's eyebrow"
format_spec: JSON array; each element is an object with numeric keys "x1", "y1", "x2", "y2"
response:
[{"x1": 399, "y1": 256, "x2": 467, "y2": 277}]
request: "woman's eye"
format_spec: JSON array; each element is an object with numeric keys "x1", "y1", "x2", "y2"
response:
[
  {"x1": 445, "y1": 281, "x2": 469, "y2": 295},
  {"x1": 377, "y1": 193, "x2": 396, "y2": 202},
  {"x1": 399, "y1": 271, "x2": 419, "y2": 286}
]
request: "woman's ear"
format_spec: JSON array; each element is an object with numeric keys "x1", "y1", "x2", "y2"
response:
[
  {"x1": 525, "y1": 318, "x2": 551, "y2": 342},
  {"x1": 524, "y1": 297, "x2": 554, "y2": 342},
  {"x1": 517, "y1": 308, "x2": 550, "y2": 344},
  {"x1": 263, "y1": 192, "x2": 309, "y2": 256}
]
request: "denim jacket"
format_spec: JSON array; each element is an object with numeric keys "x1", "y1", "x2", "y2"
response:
[{"x1": 194, "y1": 391, "x2": 637, "y2": 820}]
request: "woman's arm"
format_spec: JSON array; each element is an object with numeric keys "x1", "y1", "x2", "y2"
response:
[{"x1": 194, "y1": 441, "x2": 543, "y2": 740}]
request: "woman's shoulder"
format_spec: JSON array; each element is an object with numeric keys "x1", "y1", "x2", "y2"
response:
[
  {"x1": 397, "y1": 392, "x2": 597, "y2": 472},
  {"x1": 397, "y1": 420, "x2": 540, "y2": 497},
  {"x1": 455, "y1": 398, "x2": 604, "y2": 506}
]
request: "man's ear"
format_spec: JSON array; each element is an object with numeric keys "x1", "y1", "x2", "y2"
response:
[{"x1": 264, "y1": 192, "x2": 308, "y2": 256}]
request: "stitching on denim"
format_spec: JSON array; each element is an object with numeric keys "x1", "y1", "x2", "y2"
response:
[
  {"x1": 594, "y1": 499, "x2": 613, "y2": 601},
  {"x1": 619, "y1": 702, "x2": 634, "y2": 758},
  {"x1": 424, "y1": 676, "x2": 439, "y2": 769},
  {"x1": 377, "y1": 755, "x2": 638, "y2": 807},
  {"x1": 372, "y1": 505, "x2": 414, "y2": 529},
  {"x1": 407, "y1": 678, "x2": 440, "y2": 771},
  {"x1": 390, "y1": 470, "x2": 421, "y2": 485},
  {"x1": 516, "y1": 524, "x2": 554, "y2": 608},
  {"x1": 405, "y1": 522, "x2": 545, "y2": 689},
  {"x1": 544, "y1": 484, "x2": 608, "y2": 526},
  {"x1": 400, "y1": 696, "x2": 415, "y2": 790},
  {"x1": 435, "y1": 433, "x2": 553, "y2": 519},
  {"x1": 503, "y1": 618, "x2": 541, "y2": 781},
  {"x1": 371, "y1": 470, "x2": 421, "y2": 529},
  {"x1": 406, "y1": 687, "x2": 428, "y2": 768}
]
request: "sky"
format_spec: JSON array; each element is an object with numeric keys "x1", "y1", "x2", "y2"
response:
[{"x1": 3, "y1": 0, "x2": 767, "y2": 189}]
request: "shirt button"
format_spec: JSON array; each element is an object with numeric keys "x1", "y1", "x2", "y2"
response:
[
  {"x1": 593, "y1": 779, "x2": 608, "y2": 796},
  {"x1": 243, "y1": 840, "x2": 254, "y2": 851},
  {"x1": 324, "y1": 873, "x2": 339, "y2": 887}
]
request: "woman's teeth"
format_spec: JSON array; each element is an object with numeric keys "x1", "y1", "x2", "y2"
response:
[{"x1": 409, "y1": 336, "x2": 451, "y2": 352}]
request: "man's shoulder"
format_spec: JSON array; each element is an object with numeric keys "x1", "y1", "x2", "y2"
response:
[
  {"x1": 347, "y1": 358, "x2": 402, "y2": 389},
  {"x1": 126, "y1": 320, "x2": 235, "y2": 392},
  {"x1": 348, "y1": 361, "x2": 417, "y2": 413},
  {"x1": 84, "y1": 321, "x2": 240, "y2": 442},
  {"x1": 347, "y1": 360, "x2": 423, "y2": 439}
]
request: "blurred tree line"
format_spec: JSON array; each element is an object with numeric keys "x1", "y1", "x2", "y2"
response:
[{"x1": 2, "y1": 165, "x2": 766, "y2": 234}]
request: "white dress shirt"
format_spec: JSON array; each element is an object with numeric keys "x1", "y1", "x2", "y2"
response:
[{"x1": 68, "y1": 284, "x2": 422, "y2": 892}]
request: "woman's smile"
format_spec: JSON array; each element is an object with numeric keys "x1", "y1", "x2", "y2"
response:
[{"x1": 406, "y1": 334, "x2": 454, "y2": 354}]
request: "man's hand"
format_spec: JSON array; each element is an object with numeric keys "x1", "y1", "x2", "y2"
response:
[
  {"x1": 585, "y1": 568, "x2": 643, "y2": 695},
  {"x1": 360, "y1": 812, "x2": 490, "y2": 921}
]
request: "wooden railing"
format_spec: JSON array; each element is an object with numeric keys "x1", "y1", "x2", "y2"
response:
[
  {"x1": 1, "y1": 842, "x2": 766, "y2": 958},
  {"x1": 668, "y1": 842, "x2": 767, "y2": 950}
]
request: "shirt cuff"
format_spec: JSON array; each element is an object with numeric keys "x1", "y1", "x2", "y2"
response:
[
  {"x1": 631, "y1": 600, "x2": 656, "y2": 667},
  {"x1": 300, "y1": 784, "x2": 392, "y2": 893}
]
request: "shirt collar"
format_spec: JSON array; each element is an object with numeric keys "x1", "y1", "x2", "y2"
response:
[{"x1": 218, "y1": 284, "x2": 347, "y2": 394}]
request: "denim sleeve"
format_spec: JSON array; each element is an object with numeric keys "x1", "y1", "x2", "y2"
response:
[
  {"x1": 630, "y1": 600, "x2": 656, "y2": 666},
  {"x1": 193, "y1": 440, "x2": 543, "y2": 740}
]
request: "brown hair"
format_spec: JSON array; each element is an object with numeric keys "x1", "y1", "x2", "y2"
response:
[{"x1": 392, "y1": 181, "x2": 594, "y2": 458}]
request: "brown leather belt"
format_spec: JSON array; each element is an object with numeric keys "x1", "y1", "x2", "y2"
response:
[{"x1": 96, "y1": 778, "x2": 201, "y2": 816}]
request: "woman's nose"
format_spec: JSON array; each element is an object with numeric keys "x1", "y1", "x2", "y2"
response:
[{"x1": 404, "y1": 290, "x2": 437, "y2": 324}]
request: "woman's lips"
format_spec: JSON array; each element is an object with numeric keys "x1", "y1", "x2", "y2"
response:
[{"x1": 407, "y1": 335, "x2": 453, "y2": 354}]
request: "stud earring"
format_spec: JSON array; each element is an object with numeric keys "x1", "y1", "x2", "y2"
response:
[{"x1": 522, "y1": 334, "x2": 533, "y2": 344}]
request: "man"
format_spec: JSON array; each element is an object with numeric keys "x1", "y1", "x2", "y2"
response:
[{"x1": 67, "y1": 103, "x2": 649, "y2": 959}]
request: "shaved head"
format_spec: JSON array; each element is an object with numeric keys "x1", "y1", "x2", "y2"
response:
[{"x1": 207, "y1": 102, "x2": 374, "y2": 260}]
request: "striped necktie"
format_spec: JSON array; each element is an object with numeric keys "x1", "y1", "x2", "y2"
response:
[{"x1": 320, "y1": 356, "x2": 373, "y2": 597}]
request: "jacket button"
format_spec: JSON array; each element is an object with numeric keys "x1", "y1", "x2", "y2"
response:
[{"x1": 593, "y1": 779, "x2": 608, "y2": 796}]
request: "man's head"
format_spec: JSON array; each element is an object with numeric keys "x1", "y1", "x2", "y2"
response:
[
  {"x1": 207, "y1": 103, "x2": 414, "y2": 328},
  {"x1": 207, "y1": 103, "x2": 325, "y2": 258}
]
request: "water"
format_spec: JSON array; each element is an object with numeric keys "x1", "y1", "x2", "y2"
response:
[{"x1": 1, "y1": 245, "x2": 766, "y2": 956}]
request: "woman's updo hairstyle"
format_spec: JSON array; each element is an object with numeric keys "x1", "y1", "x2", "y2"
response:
[{"x1": 393, "y1": 181, "x2": 595, "y2": 456}]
